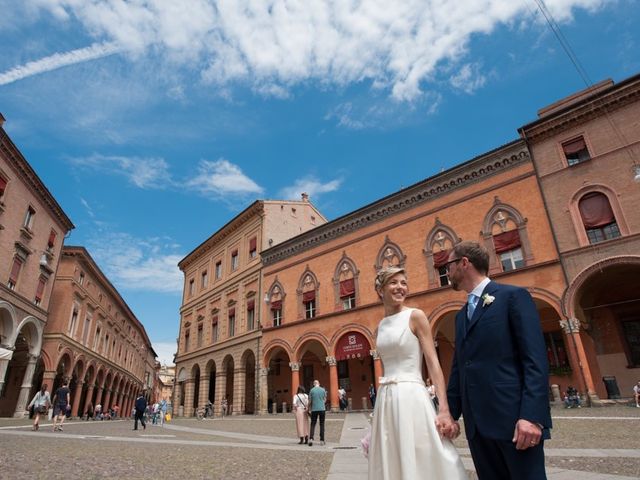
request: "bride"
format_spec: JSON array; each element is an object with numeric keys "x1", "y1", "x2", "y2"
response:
[{"x1": 368, "y1": 266, "x2": 467, "y2": 479}]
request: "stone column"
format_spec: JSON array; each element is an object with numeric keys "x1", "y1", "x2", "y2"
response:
[
  {"x1": 83, "y1": 383, "x2": 95, "y2": 418},
  {"x1": 215, "y1": 371, "x2": 226, "y2": 416},
  {"x1": 233, "y1": 367, "x2": 246, "y2": 415},
  {"x1": 70, "y1": 380, "x2": 84, "y2": 417},
  {"x1": 289, "y1": 362, "x2": 300, "y2": 398},
  {"x1": 326, "y1": 356, "x2": 339, "y2": 413},
  {"x1": 13, "y1": 354, "x2": 38, "y2": 418},
  {"x1": 560, "y1": 318, "x2": 598, "y2": 403},
  {"x1": 103, "y1": 389, "x2": 113, "y2": 411},
  {"x1": 184, "y1": 378, "x2": 195, "y2": 416},
  {"x1": 94, "y1": 385, "x2": 104, "y2": 408},
  {"x1": 0, "y1": 345, "x2": 14, "y2": 396},
  {"x1": 258, "y1": 367, "x2": 269, "y2": 415},
  {"x1": 370, "y1": 350, "x2": 383, "y2": 389},
  {"x1": 199, "y1": 375, "x2": 210, "y2": 406}
]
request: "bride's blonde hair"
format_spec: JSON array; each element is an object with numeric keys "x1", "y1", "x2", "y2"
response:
[{"x1": 374, "y1": 266, "x2": 406, "y2": 297}]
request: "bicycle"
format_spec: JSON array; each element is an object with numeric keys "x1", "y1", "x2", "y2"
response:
[{"x1": 196, "y1": 403, "x2": 214, "y2": 420}]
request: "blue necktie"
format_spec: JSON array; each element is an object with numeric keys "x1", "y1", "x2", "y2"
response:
[{"x1": 466, "y1": 293, "x2": 478, "y2": 328}]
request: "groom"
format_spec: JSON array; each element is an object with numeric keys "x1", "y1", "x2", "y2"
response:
[{"x1": 445, "y1": 241, "x2": 551, "y2": 479}]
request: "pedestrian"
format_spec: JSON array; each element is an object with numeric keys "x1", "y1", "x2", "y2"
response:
[
  {"x1": 221, "y1": 396, "x2": 228, "y2": 417},
  {"x1": 85, "y1": 401, "x2": 94, "y2": 420},
  {"x1": 338, "y1": 386, "x2": 347, "y2": 411},
  {"x1": 152, "y1": 402, "x2": 160, "y2": 424},
  {"x1": 368, "y1": 383, "x2": 376, "y2": 409},
  {"x1": 52, "y1": 378, "x2": 71, "y2": 432},
  {"x1": 308, "y1": 379, "x2": 326, "y2": 446},
  {"x1": 27, "y1": 383, "x2": 51, "y2": 431},
  {"x1": 634, "y1": 381, "x2": 640, "y2": 408},
  {"x1": 445, "y1": 241, "x2": 552, "y2": 480},
  {"x1": 426, "y1": 378, "x2": 439, "y2": 410},
  {"x1": 133, "y1": 392, "x2": 147, "y2": 430},
  {"x1": 292, "y1": 386, "x2": 310, "y2": 444},
  {"x1": 368, "y1": 266, "x2": 466, "y2": 479},
  {"x1": 113, "y1": 404, "x2": 119, "y2": 418},
  {"x1": 94, "y1": 403, "x2": 102, "y2": 420},
  {"x1": 564, "y1": 386, "x2": 581, "y2": 408},
  {"x1": 160, "y1": 398, "x2": 168, "y2": 426}
]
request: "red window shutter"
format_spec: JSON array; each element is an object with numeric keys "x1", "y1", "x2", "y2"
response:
[
  {"x1": 0, "y1": 176, "x2": 6, "y2": 195},
  {"x1": 270, "y1": 300, "x2": 282, "y2": 310},
  {"x1": 579, "y1": 192, "x2": 615, "y2": 228},
  {"x1": 493, "y1": 230, "x2": 522, "y2": 254},
  {"x1": 231, "y1": 249, "x2": 238, "y2": 256},
  {"x1": 228, "y1": 308, "x2": 235, "y2": 317},
  {"x1": 48, "y1": 230, "x2": 57, "y2": 248},
  {"x1": 212, "y1": 315, "x2": 218, "y2": 325},
  {"x1": 339, "y1": 278, "x2": 355, "y2": 297},
  {"x1": 562, "y1": 137, "x2": 587, "y2": 155},
  {"x1": 302, "y1": 290, "x2": 315, "y2": 302},
  {"x1": 433, "y1": 249, "x2": 450, "y2": 268},
  {"x1": 9, "y1": 258, "x2": 22, "y2": 283},
  {"x1": 249, "y1": 237, "x2": 257, "y2": 251},
  {"x1": 35, "y1": 277, "x2": 46, "y2": 301},
  {"x1": 247, "y1": 299, "x2": 255, "y2": 310}
]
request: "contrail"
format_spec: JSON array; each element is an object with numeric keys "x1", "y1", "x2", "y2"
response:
[{"x1": 0, "y1": 42, "x2": 122, "y2": 86}]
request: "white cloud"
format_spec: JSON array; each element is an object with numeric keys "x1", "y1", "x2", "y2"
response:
[
  {"x1": 449, "y1": 63, "x2": 487, "y2": 94},
  {"x1": 0, "y1": 42, "x2": 121, "y2": 86},
  {"x1": 87, "y1": 232, "x2": 184, "y2": 293},
  {"x1": 186, "y1": 158, "x2": 264, "y2": 198},
  {"x1": 4, "y1": 1, "x2": 609, "y2": 100},
  {"x1": 69, "y1": 154, "x2": 173, "y2": 189},
  {"x1": 279, "y1": 176, "x2": 343, "y2": 201},
  {"x1": 152, "y1": 341, "x2": 177, "y2": 366}
]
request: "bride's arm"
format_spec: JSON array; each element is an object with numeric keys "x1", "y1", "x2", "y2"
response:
[{"x1": 410, "y1": 309, "x2": 455, "y2": 436}]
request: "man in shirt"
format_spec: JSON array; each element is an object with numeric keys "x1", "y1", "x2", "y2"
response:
[
  {"x1": 308, "y1": 379, "x2": 327, "y2": 446},
  {"x1": 134, "y1": 392, "x2": 147, "y2": 430},
  {"x1": 52, "y1": 379, "x2": 70, "y2": 432}
]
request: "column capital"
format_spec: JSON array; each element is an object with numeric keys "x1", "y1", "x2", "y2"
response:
[
  {"x1": 560, "y1": 318, "x2": 581, "y2": 334},
  {"x1": 325, "y1": 356, "x2": 337, "y2": 366},
  {"x1": 369, "y1": 349, "x2": 380, "y2": 360},
  {"x1": 259, "y1": 367, "x2": 270, "y2": 376},
  {"x1": 289, "y1": 362, "x2": 300, "y2": 371}
]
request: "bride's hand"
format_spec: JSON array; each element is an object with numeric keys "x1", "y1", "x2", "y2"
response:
[{"x1": 434, "y1": 412, "x2": 456, "y2": 438}]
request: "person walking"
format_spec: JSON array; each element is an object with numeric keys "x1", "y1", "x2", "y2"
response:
[
  {"x1": 633, "y1": 381, "x2": 640, "y2": 408},
  {"x1": 368, "y1": 384, "x2": 376, "y2": 409},
  {"x1": 338, "y1": 386, "x2": 347, "y2": 411},
  {"x1": 27, "y1": 384, "x2": 51, "y2": 431},
  {"x1": 292, "y1": 386, "x2": 310, "y2": 444},
  {"x1": 52, "y1": 379, "x2": 70, "y2": 432},
  {"x1": 368, "y1": 266, "x2": 466, "y2": 479},
  {"x1": 133, "y1": 392, "x2": 147, "y2": 430},
  {"x1": 445, "y1": 241, "x2": 552, "y2": 479},
  {"x1": 159, "y1": 398, "x2": 168, "y2": 426},
  {"x1": 308, "y1": 379, "x2": 326, "y2": 447}
]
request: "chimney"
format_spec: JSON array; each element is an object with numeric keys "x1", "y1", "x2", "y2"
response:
[{"x1": 301, "y1": 192, "x2": 309, "y2": 202}]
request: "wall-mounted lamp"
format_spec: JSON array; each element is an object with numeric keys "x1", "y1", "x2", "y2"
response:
[
  {"x1": 634, "y1": 165, "x2": 640, "y2": 183},
  {"x1": 39, "y1": 253, "x2": 48, "y2": 267},
  {"x1": 264, "y1": 294, "x2": 270, "y2": 303}
]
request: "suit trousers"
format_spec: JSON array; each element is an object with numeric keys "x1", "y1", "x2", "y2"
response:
[
  {"x1": 134, "y1": 410, "x2": 146, "y2": 430},
  {"x1": 309, "y1": 411, "x2": 325, "y2": 441},
  {"x1": 468, "y1": 432, "x2": 546, "y2": 480}
]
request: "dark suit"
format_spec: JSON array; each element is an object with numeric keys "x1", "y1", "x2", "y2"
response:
[
  {"x1": 134, "y1": 396, "x2": 147, "y2": 430},
  {"x1": 447, "y1": 281, "x2": 552, "y2": 479}
]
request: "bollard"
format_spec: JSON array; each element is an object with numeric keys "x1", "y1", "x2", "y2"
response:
[
  {"x1": 551, "y1": 384, "x2": 561, "y2": 402},
  {"x1": 282, "y1": 401, "x2": 287, "y2": 413},
  {"x1": 362, "y1": 397, "x2": 368, "y2": 411},
  {"x1": 347, "y1": 397, "x2": 353, "y2": 411}
]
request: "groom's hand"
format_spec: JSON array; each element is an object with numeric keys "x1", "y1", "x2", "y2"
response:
[
  {"x1": 435, "y1": 413, "x2": 457, "y2": 439},
  {"x1": 512, "y1": 419, "x2": 542, "y2": 450}
]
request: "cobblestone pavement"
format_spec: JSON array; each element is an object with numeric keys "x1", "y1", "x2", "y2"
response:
[{"x1": 0, "y1": 405, "x2": 638, "y2": 479}]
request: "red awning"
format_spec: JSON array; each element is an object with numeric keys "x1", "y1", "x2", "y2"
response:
[
  {"x1": 249, "y1": 237, "x2": 257, "y2": 251},
  {"x1": 579, "y1": 192, "x2": 615, "y2": 228},
  {"x1": 493, "y1": 229, "x2": 521, "y2": 254},
  {"x1": 433, "y1": 249, "x2": 450, "y2": 268},
  {"x1": 247, "y1": 299, "x2": 255, "y2": 310},
  {"x1": 339, "y1": 278, "x2": 355, "y2": 297},
  {"x1": 562, "y1": 137, "x2": 587, "y2": 155},
  {"x1": 302, "y1": 290, "x2": 315, "y2": 302},
  {"x1": 270, "y1": 300, "x2": 282, "y2": 310},
  {"x1": 335, "y1": 332, "x2": 371, "y2": 361}
]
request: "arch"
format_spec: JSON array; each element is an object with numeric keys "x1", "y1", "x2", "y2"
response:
[
  {"x1": 177, "y1": 368, "x2": 187, "y2": 382},
  {"x1": 297, "y1": 266, "x2": 320, "y2": 319},
  {"x1": 0, "y1": 301, "x2": 17, "y2": 347},
  {"x1": 262, "y1": 340, "x2": 294, "y2": 367},
  {"x1": 481, "y1": 198, "x2": 533, "y2": 274},
  {"x1": 329, "y1": 323, "x2": 375, "y2": 348},
  {"x1": 293, "y1": 332, "x2": 331, "y2": 359},
  {"x1": 374, "y1": 236, "x2": 406, "y2": 270},
  {"x1": 424, "y1": 219, "x2": 461, "y2": 289},
  {"x1": 568, "y1": 184, "x2": 629, "y2": 246},
  {"x1": 332, "y1": 252, "x2": 360, "y2": 311},
  {"x1": 206, "y1": 359, "x2": 217, "y2": 406},
  {"x1": 242, "y1": 349, "x2": 256, "y2": 414},
  {"x1": 13, "y1": 317, "x2": 43, "y2": 356},
  {"x1": 265, "y1": 345, "x2": 292, "y2": 414}
]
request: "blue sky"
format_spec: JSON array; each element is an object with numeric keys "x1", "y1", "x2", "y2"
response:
[{"x1": 0, "y1": 0, "x2": 638, "y2": 365}]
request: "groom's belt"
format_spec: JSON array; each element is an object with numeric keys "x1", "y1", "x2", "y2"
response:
[{"x1": 378, "y1": 375, "x2": 425, "y2": 386}]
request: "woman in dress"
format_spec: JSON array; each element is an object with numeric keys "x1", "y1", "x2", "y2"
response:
[
  {"x1": 368, "y1": 266, "x2": 467, "y2": 479},
  {"x1": 292, "y1": 386, "x2": 310, "y2": 444}
]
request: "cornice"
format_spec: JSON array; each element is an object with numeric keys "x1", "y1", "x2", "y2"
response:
[
  {"x1": 0, "y1": 129, "x2": 74, "y2": 231},
  {"x1": 179, "y1": 201, "x2": 264, "y2": 270},
  {"x1": 519, "y1": 75, "x2": 640, "y2": 142},
  {"x1": 262, "y1": 141, "x2": 530, "y2": 266}
]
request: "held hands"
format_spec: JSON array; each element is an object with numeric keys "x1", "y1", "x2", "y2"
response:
[
  {"x1": 512, "y1": 419, "x2": 542, "y2": 450},
  {"x1": 434, "y1": 412, "x2": 460, "y2": 439}
]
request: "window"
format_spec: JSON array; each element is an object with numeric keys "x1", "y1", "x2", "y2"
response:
[
  {"x1": 247, "y1": 299, "x2": 255, "y2": 330},
  {"x1": 212, "y1": 317, "x2": 219, "y2": 342},
  {"x1": 69, "y1": 306, "x2": 79, "y2": 336},
  {"x1": 23, "y1": 206, "x2": 35, "y2": 230},
  {"x1": 304, "y1": 293, "x2": 316, "y2": 319},
  {"x1": 249, "y1": 237, "x2": 257, "y2": 259},
  {"x1": 621, "y1": 320, "x2": 640, "y2": 367},
  {"x1": 339, "y1": 278, "x2": 356, "y2": 310},
  {"x1": 228, "y1": 308, "x2": 236, "y2": 337},
  {"x1": 231, "y1": 250, "x2": 239, "y2": 271},
  {"x1": 271, "y1": 302, "x2": 282, "y2": 327},
  {"x1": 34, "y1": 276, "x2": 47, "y2": 306},
  {"x1": 0, "y1": 174, "x2": 7, "y2": 200},
  {"x1": 184, "y1": 330, "x2": 190, "y2": 352},
  {"x1": 494, "y1": 230, "x2": 524, "y2": 272},
  {"x1": 431, "y1": 250, "x2": 451, "y2": 287},
  {"x1": 47, "y1": 230, "x2": 57, "y2": 250},
  {"x1": 197, "y1": 324, "x2": 203, "y2": 348},
  {"x1": 189, "y1": 279, "x2": 195, "y2": 296},
  {"x1": 562, "y1": 136, "x2": 590, "y2": 166},
  {"x1": 79, "y1": 272, "x2": 85, "y2": 286},
  {"x1": 215, "y1": 261, "x2": 222, "y2": 279},
  {"x1": 94, "y1": 326, "x2": 101, "y2": 351},
  {"x1": 579, "y1": 192, "x2": 621, "y2": 244},
  {"x1": 8, "y1": 257, "x2": 22, "y2": 290},
  {"x1": 201, "y1": 270, "x2": 208, "y2": 289}
]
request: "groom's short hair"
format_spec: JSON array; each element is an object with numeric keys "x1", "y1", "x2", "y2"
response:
[{"x1": 453, "y1": 241, "x2": 489, "y2": 275}]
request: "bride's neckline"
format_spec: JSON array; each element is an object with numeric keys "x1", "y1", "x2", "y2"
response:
[{"x1": 384, "y1": 307, "x2": 411, "y2": 319}]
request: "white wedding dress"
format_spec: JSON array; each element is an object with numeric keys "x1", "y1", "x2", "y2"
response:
[{"x1": 368, "y1": 308, "x2": 467, "y2": 480}]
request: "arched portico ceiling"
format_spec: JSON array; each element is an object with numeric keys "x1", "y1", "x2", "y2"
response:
[
  {"x1": 14, "y1": 317, "x2": 43, "y2": 355},
  {"x1": 240, "y1": 348, "x2": 256, "y2": 365},
  {"x1": 205, "y1": 358, "x2": 216, "y2": 374},
  {"x1": 295, "y1": 337, "x2": 329, "y2": 362},
  {"x1": 222, "y1": 354, "x2": 234, "y2": 372},
  {"x1": 56, "y1": 351, "x2": 74, "y2": 376},
  {"x1": 191, "y1": 363, "x2": 201, "y2": 376},
  {"x1": 0, "y1": 301, "x2": 16, "y2": 347},
  {"x1": 263, "y1": 343, "x2": 292, "y2": 366}
]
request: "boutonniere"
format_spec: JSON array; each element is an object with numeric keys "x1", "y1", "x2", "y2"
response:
[{"x1": 482, "y1": 293, "x2": 495, "y2": 307}]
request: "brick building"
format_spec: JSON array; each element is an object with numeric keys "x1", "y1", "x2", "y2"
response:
[
  {"x1": 38, "y1": 246, "x2": 158, "y2": 418},
  {"x1": 520, "y1": 74, "x2": 640, "y2": 401},
  {"x1": 0, "y1": 114, "x2": 74, "y2": 417},
  {"x1": 174, "y1": 198, "x2": 326, "y2": 417},
  {"x1": 259, "y1": 139, "x2": 570, "y2": 412}
]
